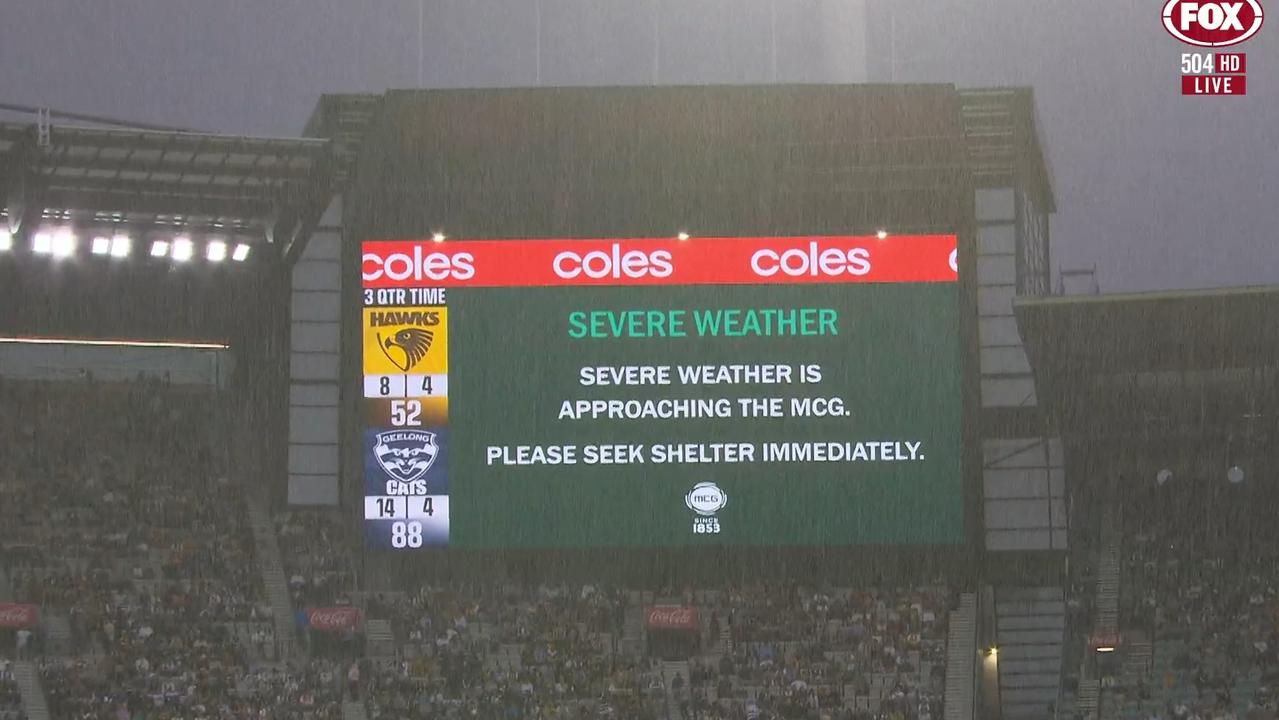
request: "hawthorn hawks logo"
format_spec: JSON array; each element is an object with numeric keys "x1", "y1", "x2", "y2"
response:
[
  {"x1": 367, "y1": 308, "x2": 442, "y2": 373},
  {"x1": 379, "y1": 327, "x2": 434, "y2": 372}
]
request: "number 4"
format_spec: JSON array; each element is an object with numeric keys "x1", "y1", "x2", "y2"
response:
[
  {"x1": 1180, "y1": 53, "x2": 1214, "y2": 74},
  {"x1": 422, "y1": 497, "x2": 434, "y2": 516}
]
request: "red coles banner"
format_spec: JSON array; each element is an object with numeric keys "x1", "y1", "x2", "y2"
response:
[
  {"x1": 0, "y1": 603, "x2": 38, "y2": 629},
  {"x1": 362, "y1": 235, "x2": 959, "y2": 289},
  {"x1": 645, "y1": 605, "x2": 699, "y2": 631},
  {"x1": 306, "y1": 607, "x2": 363, "y2": 632}
]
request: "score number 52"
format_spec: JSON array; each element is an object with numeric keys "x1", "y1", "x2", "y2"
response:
[{"x1": 390, "y1": 399, "x2": 422, "y2": 427}]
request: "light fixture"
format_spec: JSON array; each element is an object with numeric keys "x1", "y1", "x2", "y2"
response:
[
  {"x1": 91, "y1": 236, "x2": 111, "y2": 255},
  {"x1": 207, "y1": 240, "x2": 227, "y2": 262},
  {"x1": 110, "y1": 235, "x2": 131, "y2": 258},
  {"x1": 150, "y1": 240, "x2": 170, "y2": 258},
  {"x1": 0, "y1": 230, "x2": 12, "y2": 252},
  {"x1": 171, "y1": 237, "x2": 193, "y2": 262},
  {"x1": 1227, "y1": 465, "x2": 1245, "y2": 484},
  {"x1": 432, "y1": 232, "x2": 446, "y2": 243},
  {"x1": 1096, "y1": 646, "x2": 1116, "y2": 653},
  {"x1": 33, "y1": 232, "x2": 53, "y2": 254},
  {"x1": 876, "y1": 229, "x2": 889, "y2": 240},
  {"x1": 51, "y1": 229, "x2": 76, "y2": 258},
  {"x1": 677, "y1": 231, "x2": 690, "y2": 241},
  {"x1": 232, "y1": 243, "x2": 250, "y2": 262},
  {"x1": 986, "y1": 647, "x2": 998, "y2": 658}
]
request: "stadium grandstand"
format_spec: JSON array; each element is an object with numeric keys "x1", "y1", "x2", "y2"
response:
[
  {"x1": 0, "y1": 83, "x2": 1265, "y2": 720},
  {"x1": 1017, "y1": 287, "x2": 1279, "y2": 720}
]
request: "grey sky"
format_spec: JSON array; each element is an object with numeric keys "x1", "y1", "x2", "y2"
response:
[{"x1": 2, "y1": 0, "x2": 1275, "y2": 292}]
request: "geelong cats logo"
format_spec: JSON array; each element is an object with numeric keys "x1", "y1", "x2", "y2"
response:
[{"x1": 373, "y1": 430, "x2": 439, "y2": 483}]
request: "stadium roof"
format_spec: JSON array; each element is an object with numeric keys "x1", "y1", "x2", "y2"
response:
[
  {"x1": 959, "y1": 88, "x2": 1055, "y2": 212},
  {"x1": 1015, "y1": 285, "x2": 1279, "y2": 442},
  {"x1": 306, "y1": 87, "x2": 1056, "y2": 211},
  {"x1": 0, "y1": 122, "x2": 334, "y2": 261},
  {"x1": 303, "y1": 93, "x2": 383, "y2": 185}
]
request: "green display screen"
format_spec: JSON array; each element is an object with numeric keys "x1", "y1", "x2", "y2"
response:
[{"x1": 360, "y1": 236, "x2": 963, "y2": 549}]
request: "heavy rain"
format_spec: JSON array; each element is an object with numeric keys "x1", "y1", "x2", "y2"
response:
[{"x1": 0, "y1": 2, "x2": 1276, "y2": 720}]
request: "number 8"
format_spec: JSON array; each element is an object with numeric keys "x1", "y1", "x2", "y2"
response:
[{"x1": 391, "y1": 521, "x2": 424, "y2": 549}]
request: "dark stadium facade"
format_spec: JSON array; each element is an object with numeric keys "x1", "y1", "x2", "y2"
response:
[{"x1": 304, "y1": 84, "x2": 1056, "y2": 719}]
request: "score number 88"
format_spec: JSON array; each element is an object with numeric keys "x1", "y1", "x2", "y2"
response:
[{"x1": 391, "y1": 521, "x2": 423, "y2": 548}]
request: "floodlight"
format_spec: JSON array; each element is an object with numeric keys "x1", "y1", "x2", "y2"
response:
[
  {"x1": 51, "y1": 230, "x2": 76, "y2": 258},
  {"x1": 92, "y1": 236, "x2": 111, "y2": 255},
  {"x1": 151, "y1": 240, "x2": 170, "y2": 257},
  {"x1": 110, "y1": 235, "x2": 131, "y2": 258},
  {"x1": 33, "y1": 232, "x2": 53, "y2": 254},
  {"x1": 172, "y1": 237, "x2": 193, "y2": 262},
  {"x1": 207, "y1": 240, "x2": 227, "y2": 262},
  {"x1": 232, "y1": 243, "x2": 250, "y2": 262}
]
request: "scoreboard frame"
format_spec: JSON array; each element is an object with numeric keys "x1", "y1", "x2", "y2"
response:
[
  {"x1": 350, "y1": 234, "x2": 969, "y2": 552},
  {"x1": 359, "y1": 302, "x2": 451, "y2": 549}
]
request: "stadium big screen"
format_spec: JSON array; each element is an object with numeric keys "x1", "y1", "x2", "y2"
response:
[{"x1": 360, "y1": 235, "x2": 962, "y2": 550}]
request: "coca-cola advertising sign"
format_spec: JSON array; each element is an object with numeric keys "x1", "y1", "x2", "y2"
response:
[
  {"x1": 306, "y1": 607, "x2": 363, "y2": 632},
  {"x1": 645, "y1": 605, "x2": 698, "y2": 630},
  {"x1": 0, "y1": 603, "x2": 38, "y2": 628}
]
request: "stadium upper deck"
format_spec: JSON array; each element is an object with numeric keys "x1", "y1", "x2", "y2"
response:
[{"x1": 1017, "y1": 285, "x2": 1279, "y2": 476}]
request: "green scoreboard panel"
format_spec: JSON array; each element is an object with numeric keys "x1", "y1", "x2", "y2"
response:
[{"x1": 360, "y1": 235, "x2": 962, "y2": 549}]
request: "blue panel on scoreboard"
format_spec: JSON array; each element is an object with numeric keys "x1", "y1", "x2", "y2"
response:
[
  {"x1": 365, "y1": 516, "x2": 449, "y2": 550},
  {"x1": 363, "y1": 427, "x2": 450, "y2": 495}
]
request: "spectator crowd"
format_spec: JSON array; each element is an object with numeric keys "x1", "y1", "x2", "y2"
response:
[
  {"x1": 1107, "y1": 481, "x2": 1279, "y2": 720},
  {"x1": 0, "y1": 658, "x2": 25, "y2": 720},
  {"x1": 0, "y1": 378, "x2": 276, "y2": 718},
  {"x1": 276, "y1": 510, "x2": 357, "y2": 610},
  {"x1": 353, "y1": 582, "x2": 949, "y2": 720}
]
